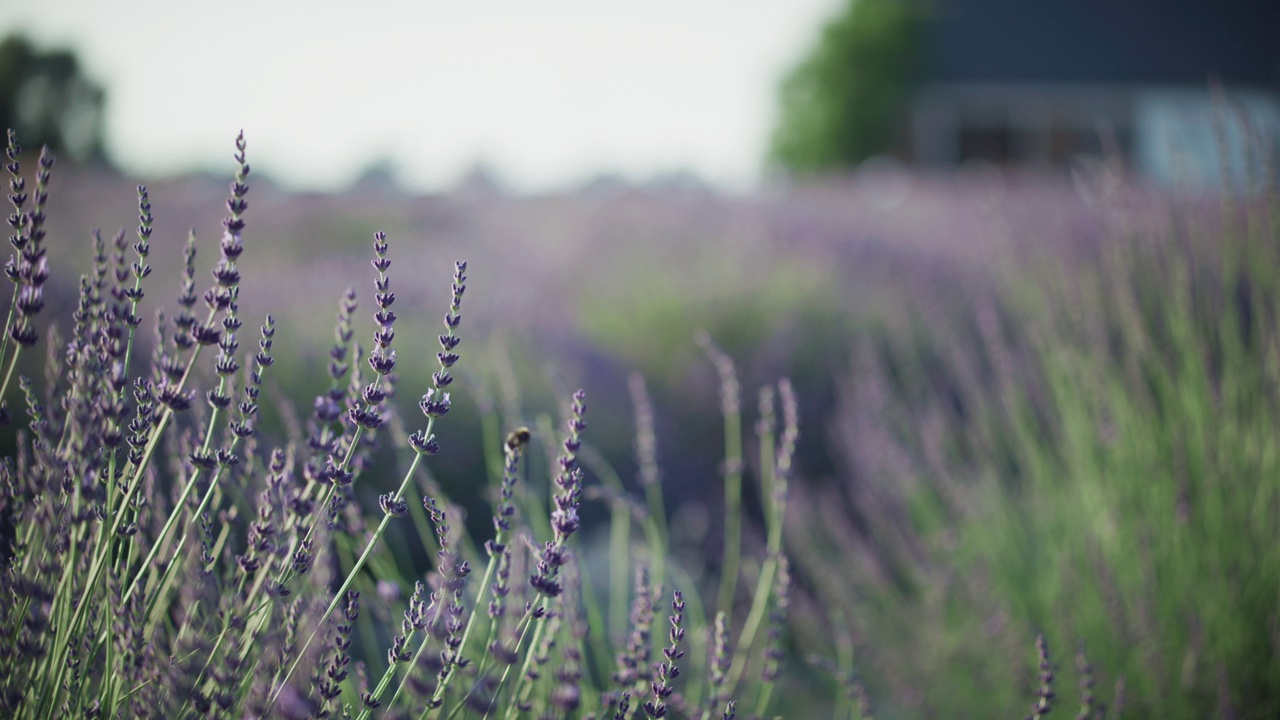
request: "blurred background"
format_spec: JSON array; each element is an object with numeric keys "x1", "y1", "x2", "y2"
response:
[{"x1": 3, "y1": 0, "x2": 1280, "y2": 717}]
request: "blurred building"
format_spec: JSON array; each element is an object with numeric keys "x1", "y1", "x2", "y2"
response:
[{"x1": 904, "y1": 0, "x2": 1280, "y2": 186}]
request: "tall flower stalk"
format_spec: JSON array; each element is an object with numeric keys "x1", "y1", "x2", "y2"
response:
[
  {"x1": 479, "y1": 390, "x2": 588, "y2": 720},
  {"x1": 268, "y1": 252, "x2": 467, "y2": 711},
  {"x1": 696, "y1": 332, "x2": 744, "y2": 616},
  {"x1": 0, "y1": 131, "x2": 53, "y2": 401}
]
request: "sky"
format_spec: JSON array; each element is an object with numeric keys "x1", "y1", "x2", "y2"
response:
[{"x1": 0, "y1": 0, "x2": 842, "y2": 192}]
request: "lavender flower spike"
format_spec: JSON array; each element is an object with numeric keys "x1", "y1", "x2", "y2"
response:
[
  {"x1": 410, "y1": 261, "x2": 466, "y2": 456},
  {"x1": 645, "y1": 589, "x2": 686, "y2": 719},
  {"x1": 530, "y1": 389, "x2": 587, "y2": 598}
]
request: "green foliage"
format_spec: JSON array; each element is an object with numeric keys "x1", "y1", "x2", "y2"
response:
[
  {"x1": 804, "y1": 181, "x2": 1280, "y2": 717},
  {"x1": 972, "y1": 201, "x2": 1280, "y2": 719},
  {"x1": 769, "y1": 0, "x2": 924, "y2": 173},
  {"x1": 575, "y1": 256, "x2": 846, "y2": 380},
  {"x1": 0, "y1": 33, "x2": 106, "y2": 164}
]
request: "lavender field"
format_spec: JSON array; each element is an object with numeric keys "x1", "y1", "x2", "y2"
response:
[{"x1": 3, "y1": 137, "x2": 1278, "y2": 719}]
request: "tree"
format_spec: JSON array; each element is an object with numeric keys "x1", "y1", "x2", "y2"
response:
[
  {"x1": 0, "y1": 33, "x2": 107, "y2": 163},
  {"x1": 769, "y1": 0, "x2": 924, "y2": 173}
]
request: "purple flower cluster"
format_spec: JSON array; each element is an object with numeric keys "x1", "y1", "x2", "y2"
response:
[
  {"x1": 1026, "y1": 634, "x2": 1055, "y2": 720},
  {"x1": 628, "y1": 373, "x2": 661, "y2": 487},
  {"x1": 119, "y1": 184, "x2": 152, "y2": 331},
  {"x1": 207, "y1": 132, "x2": 248, "y2": 310},
  {"x1": 762, "y1": 555, "x2": 792, "y2": 683},
  {"x1": 350, "y1": 231, "x2": 395, "y2": 431},
  {"x1": 644, "y1": 590, "x2": 685, "y2": 719},
  {"x1": 315, "y1": 590, "x2": 360, "y2": 712},
  {"x1": 706, "y1": 611, "x2": 731, "y2": 712},
  {"x1": 696, "y1": 330, "x2": 740, "y2": 419},
  {"x1": 388, "y1": 581, "x2": 428, "y2": 668},
  {"x1": 367, "y1": 231, "x2": 395, "y2": 376},
  {"x1": 151, "y1": 233, "x2": 199, "y2": 412},
  {"x1": 487, "y1": 543, "x2": 513, "y2": 623},
  {"x1": 420, "y1": 496, "x2": 471, "y2": 706},
  {"x1": 231, "y1": 316, "x2": 274, "y2": 441},
  {"x1": 530, "y1": 389, "x2": 587, "y2": 598},
  {"x1": 613, "y1": 690, "x2": 632, "y2": 720},
  {"x1": 488, "y1": 428, "x2": 528, "y2": 554},
  {"x1": 236, "y1": 446, "x2": 285, "y2": 580},
  {"x1": 4, "y1": 130, "x2": 53, "y2": 349},
  {"x1": 479, "y1": 429, "x2": 527, "y2": 660},
  {"x1": 613, "y1": 565, "x2": 655, "y2": 688},
  {"x1": 410, "y1": 261, "x2": 466, "y2": 456},
  {"x1": 303, "y1": 288, "x2": 357, "y2": 464}
]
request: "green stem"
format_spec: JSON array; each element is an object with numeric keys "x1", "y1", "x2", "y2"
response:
[
  {"x1": 428, "y1": 435, "x2": 527, "y2": 714},
  {"x1": 497, "y1": 612, "x2": 548, "y2": 720},
  {"x1": 754, "y1": 682, "x2": 775, "y2": 719},
  {"x1": 0, "y1": 281, "x2": 21, "y2": 388},
  {"x1": 266, "y1": 450, "x2": 427, "y2": 711},
  {"x1": 715, "y1": 406, "x2": 743, "y2": 614},
  {"x1": 832, "y1": 607, "x2": 855, "y2": 720},
  {"x1": 456, "y1": 598, "x2": 541, "y2": 720},
  {"x1": 438, "y1": 601, "x2": 506, "y2": 720},
  {"x1": 643, "y1": 479, "x2": 668, "y2": 593},
  {"x1": 0, "y1": 342, "x2": 21, "y2": 405},
  {"x1": 725, "y1": 477, "x2": 788, "y2": 697},
  {"x1": 140, "y1": 461, "x2": 230, "y2": 634},
  {"x1": 124, "y1": 357, "x2": 229, "y2": 609},
  {"x1": 609, "y1": 493, "x2": 632, "y2": 643},
  {"x1": 237, "y1": 401, "x2": 377, "y2": 651},
  {"x1": 356, "y1": 624, "x2": 423, "y2": 720},
  {"x1": 420, "y1": 555, "x2": 497, "y2": 711}
]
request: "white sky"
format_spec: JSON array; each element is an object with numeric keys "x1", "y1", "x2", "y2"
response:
[{"x1": 0, "y1": 0, "x2": 842, "y2": 192}]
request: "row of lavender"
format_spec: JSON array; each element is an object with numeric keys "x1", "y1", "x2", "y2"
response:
[
  {"x1": 5, "y1": 124, "x2": 1271, "y2": 718},
  {"x1": 0, "y1": 130, "x2": 858, "y2": 719}
]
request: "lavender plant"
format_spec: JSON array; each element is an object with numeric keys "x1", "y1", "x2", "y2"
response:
[{"x1": 0, "y1": 129, "x2": 862, "y2": 720}]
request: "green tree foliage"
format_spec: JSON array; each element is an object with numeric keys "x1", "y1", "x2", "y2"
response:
[
  {"x1": 769, "y1": 0, "x2": 924, "y2": 173},
  {"x1": 0, "y1": 33, "x2": 106, "y2": 163}
]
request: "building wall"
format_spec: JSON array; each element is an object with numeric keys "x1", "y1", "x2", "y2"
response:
[{"x1": 906, "y1": 83, "x2": 1280, "y2": 188}]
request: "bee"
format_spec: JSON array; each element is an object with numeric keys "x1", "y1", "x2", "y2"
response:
[{"x1": 505, "y1": 426, "x2": 532, "y2": 450}]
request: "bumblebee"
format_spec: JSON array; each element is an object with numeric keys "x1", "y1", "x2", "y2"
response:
[{"x1": 505, "y1": 426, "x2": 532, "y2": 450}]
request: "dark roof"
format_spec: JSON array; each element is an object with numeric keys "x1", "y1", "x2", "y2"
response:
[{"x1": 920, "y1": 0, "x2": 1280, "y2": 87}]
